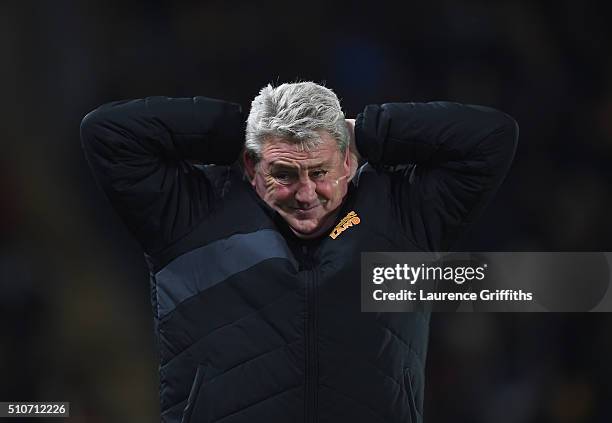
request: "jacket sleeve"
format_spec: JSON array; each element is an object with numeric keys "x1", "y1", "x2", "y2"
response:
[
  {"x1": 80, "y1": 96, "x2": 245, "y2": 254},
  {"x1": 355, "y1": 101, "x2": 518, "y2": 251}
]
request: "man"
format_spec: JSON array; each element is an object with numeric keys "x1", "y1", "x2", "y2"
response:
[{"x1": 81, "y1": 82, "x2": 518, "y2": 423}]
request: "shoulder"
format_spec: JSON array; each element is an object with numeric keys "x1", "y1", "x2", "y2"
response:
[{"x1": 352, "y1": 162, "x2": 417, "y2": 190}]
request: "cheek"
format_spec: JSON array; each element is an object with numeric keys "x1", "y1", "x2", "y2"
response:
[
  {"x1": 316, "y1": 181, "x2": 338, "y2": 200},
  {"x1": 260, "y1": 175, "x2": 293, "y2": 202},
  {"x1": 317, "y1": 178, "x2": 348, "y2": 202},
  {"x1": 271, "y1": 186, "x2": 294, "y2": 204}
]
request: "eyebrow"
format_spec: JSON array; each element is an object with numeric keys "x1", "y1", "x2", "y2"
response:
[{"x1": 269, "y1": 161, "x2": 328, "y2": 170}]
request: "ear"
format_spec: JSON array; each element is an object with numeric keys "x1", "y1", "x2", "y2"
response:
[
  {"x1": 343, "y1": 147, "x2": 358, "y2": 182},
  {"x1": 242, "y1": 150, "x2": 257, "y2": 183}
]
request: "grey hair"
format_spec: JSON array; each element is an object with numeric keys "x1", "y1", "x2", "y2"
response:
[{"x1": 245, "y1": 82, "x2": 349, "y2": 161}]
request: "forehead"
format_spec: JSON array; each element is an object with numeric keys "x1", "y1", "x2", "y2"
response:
[{"x1": 261, "y1": 132, "x2": 341, "y2": 166}]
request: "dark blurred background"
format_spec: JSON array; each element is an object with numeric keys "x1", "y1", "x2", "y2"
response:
[{"x1": 1, "y1": 0, "x2": 611, "y2": 422}]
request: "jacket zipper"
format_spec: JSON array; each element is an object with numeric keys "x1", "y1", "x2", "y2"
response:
[{"x1": 303, "y1": 246, "x2": 318, "y2": 423}]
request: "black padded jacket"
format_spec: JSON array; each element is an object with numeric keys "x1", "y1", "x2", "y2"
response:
[{"x1": 80, "y1": 96, "x2": 518, "y2": 423}]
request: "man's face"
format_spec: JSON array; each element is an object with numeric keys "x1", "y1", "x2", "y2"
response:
[{"x1": 245, "y1": 131, "x2": 352, "y2": 239}]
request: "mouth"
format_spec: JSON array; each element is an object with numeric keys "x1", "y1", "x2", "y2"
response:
[
  {"x1": 289, "y1": 205, "x2": 319, "y2": 211},
  {"x1": 286, "y1": 204, "x2": 321, "y2": 216}
]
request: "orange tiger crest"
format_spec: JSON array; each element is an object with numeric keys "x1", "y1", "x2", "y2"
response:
[{"x1": 329, "y1": 211, "x2": 361, "y2": 239}]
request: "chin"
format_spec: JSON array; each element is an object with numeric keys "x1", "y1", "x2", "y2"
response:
[
  {"x1": 288, "y1": 219, "x2": 321, "y2": 237},
  {"x1": 277, "y1": 207, "x2": 334, "y2": 239}
]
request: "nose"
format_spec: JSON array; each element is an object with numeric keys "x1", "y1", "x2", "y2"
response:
[{"x1": 294, "y1": 177, "x2": 317, "y2": 204}]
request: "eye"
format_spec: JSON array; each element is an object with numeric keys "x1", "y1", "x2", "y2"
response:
[
  {"x1": 272, "y1": 171, "x2": 296, "y2": 184},
  {"x1": 310, "y1": 170, "x2": 328, "y2": 180}
]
